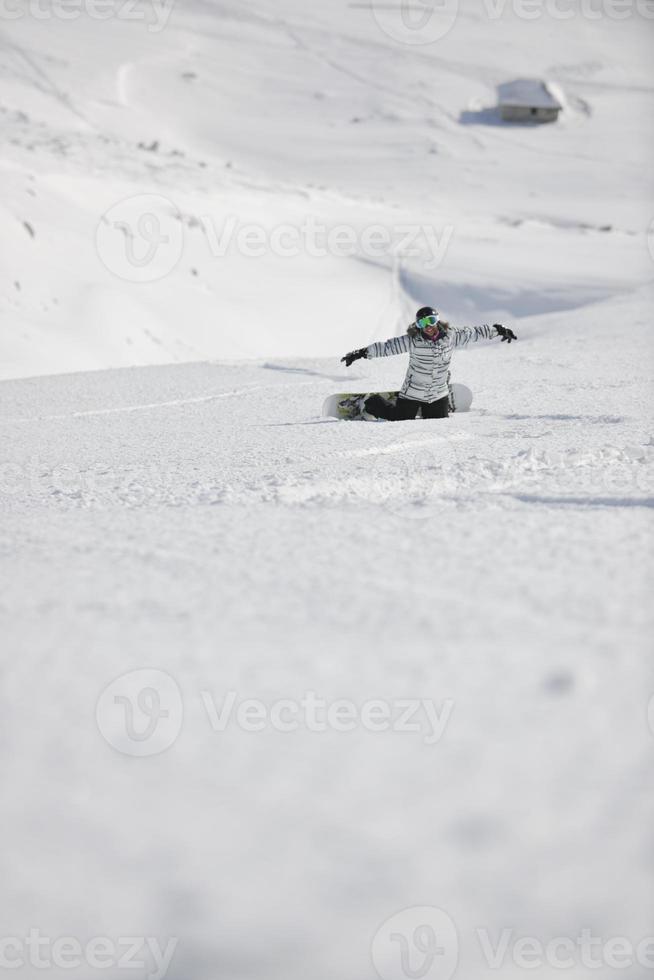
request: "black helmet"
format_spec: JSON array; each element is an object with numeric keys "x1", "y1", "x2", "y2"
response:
[{"x1": 416, "y1": 307, "x2": 439, "y2": 329}]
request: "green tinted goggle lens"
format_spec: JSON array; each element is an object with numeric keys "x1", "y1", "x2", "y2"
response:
[{"x1": 418, "y1": 315, "x2": 438, "y2": 329}]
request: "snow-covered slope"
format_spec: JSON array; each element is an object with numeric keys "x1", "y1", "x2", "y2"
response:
[
  {"x1": 1, "y1": 3, "x2": 653, "y2": 979},
  {"x1": 1, "y1": 0, "x2": 653, "y2": 378},
  {"x1": 1, "y1": 284, "x2": 653, "y2": 979}
]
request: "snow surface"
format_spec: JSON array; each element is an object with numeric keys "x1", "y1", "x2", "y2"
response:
[{"x1": 1, "y1": 1, "x2": 654, "y2": 979}]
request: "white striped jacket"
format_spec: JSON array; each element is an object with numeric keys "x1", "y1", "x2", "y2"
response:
[{"x1": 366, "y1": 324, "x2": 496, "y2": 403}]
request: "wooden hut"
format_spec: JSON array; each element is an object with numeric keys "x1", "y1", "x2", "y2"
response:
[{"x1": 498, "y1": 79, "x2": 562, "y2": 123}]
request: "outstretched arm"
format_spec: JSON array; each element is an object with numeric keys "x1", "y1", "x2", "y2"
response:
[
  {"x1": 367, "y1": 334, "x2": 411, "y2": 359},
  {"x1": 342, "y1": 334, "x2": 411, "y2": 367},
  {"x1": 452, "y1": 323, "x2": 517, "y2": 347}
]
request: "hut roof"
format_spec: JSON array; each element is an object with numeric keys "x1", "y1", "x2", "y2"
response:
[{"x1": 498, "y1": 79, "x2": 562, "y2": 110}]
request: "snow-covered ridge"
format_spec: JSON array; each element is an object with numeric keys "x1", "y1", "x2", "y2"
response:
[{"x1": 1, "y1": 0, "x2": 653, "y2": 379}]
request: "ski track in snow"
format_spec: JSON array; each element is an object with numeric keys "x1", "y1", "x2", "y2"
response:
[{"x1": 0, "y1": 379, "x2": 317, "y2": 424}]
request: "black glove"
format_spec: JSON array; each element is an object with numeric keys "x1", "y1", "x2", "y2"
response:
[
  {"x1": 341, "y1": 347, "x2": 369, "y2": 367},
  {"x1": 494, "y1": 324, "x2": 517, "y2": 343}
]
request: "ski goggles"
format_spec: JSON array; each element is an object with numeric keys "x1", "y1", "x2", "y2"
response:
[{"x1": 417, "y1": 314, "x2": 439, "y2": 330}]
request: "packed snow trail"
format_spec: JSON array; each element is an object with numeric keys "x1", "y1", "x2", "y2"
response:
[{"x1": 1, "y1": 292, "x2": 652, "y2": 980}]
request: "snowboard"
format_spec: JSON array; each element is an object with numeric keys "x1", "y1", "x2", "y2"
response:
[{"x1": 322, "y1": 383, "x2": 473, "y2": 421}]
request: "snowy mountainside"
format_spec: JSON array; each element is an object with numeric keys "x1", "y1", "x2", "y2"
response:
[{"x1": 1, "y1": 0, "x2": 653, "y2": 378}]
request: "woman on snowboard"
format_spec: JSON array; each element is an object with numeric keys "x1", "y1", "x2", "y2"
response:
[{"x1": 342, "y1": 307, "x2": 516, "y2": 421}]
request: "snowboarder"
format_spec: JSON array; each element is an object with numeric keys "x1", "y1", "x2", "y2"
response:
[{"x1": 341, "y1": 307, "x2": 516, "y2": 420}]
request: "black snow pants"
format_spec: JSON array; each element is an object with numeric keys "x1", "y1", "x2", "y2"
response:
[{"x1": 365, "y1": 393, "x2": 449, "y2": 421}]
